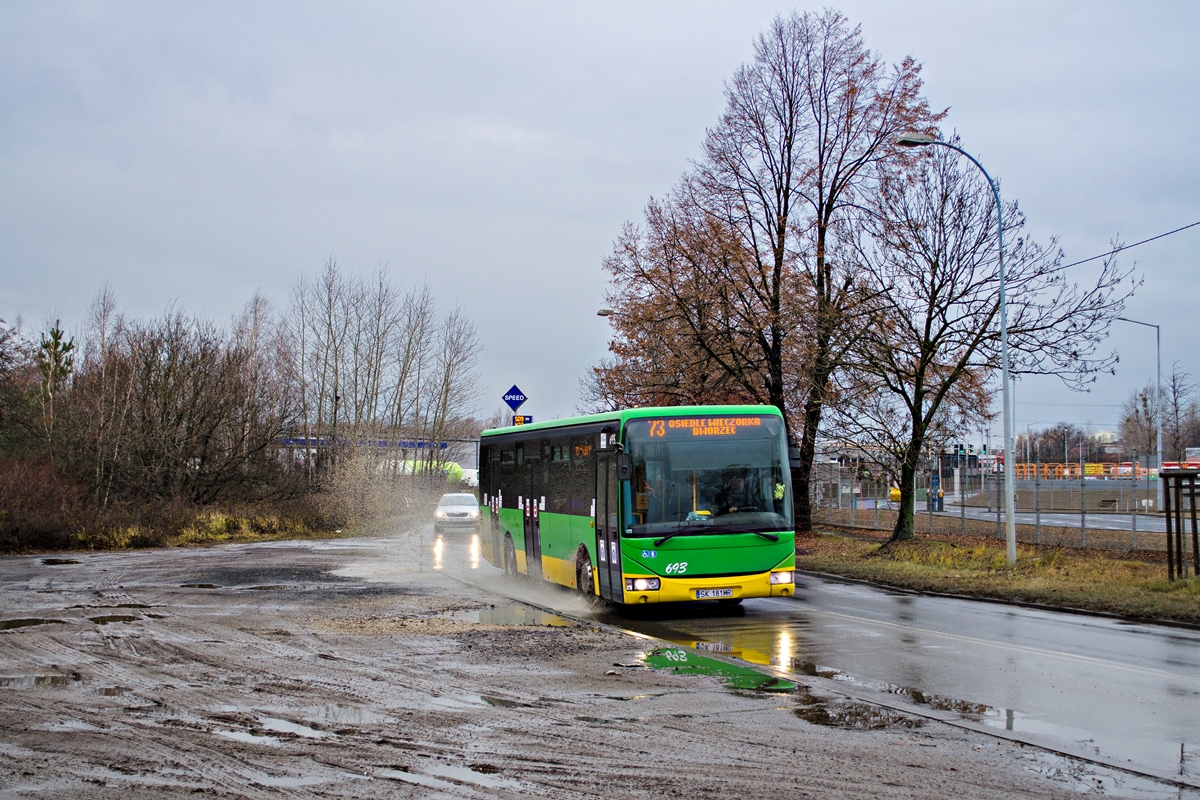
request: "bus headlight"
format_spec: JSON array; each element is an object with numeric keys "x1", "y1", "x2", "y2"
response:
[
  {"x1": 626, "y1": 578, "x2": 660, "y2": 591},
  {"x1": 770, "y1": 571, "x2": 793, "y2": 584}
]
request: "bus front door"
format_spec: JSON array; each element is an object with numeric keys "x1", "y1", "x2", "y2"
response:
[{"x1": 596, "y1": 452, "x2": 622, "y2": 601}]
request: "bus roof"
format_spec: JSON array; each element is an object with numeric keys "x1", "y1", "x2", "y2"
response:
[{"x1": 480, "y1": 404, "x2": 783, "y2": 438}]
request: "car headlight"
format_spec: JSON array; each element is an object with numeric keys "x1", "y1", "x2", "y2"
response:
[
  {"x1": 467, "y1": 509, "x2": 479, "y2": 518},
  {"x1": 625, "y1": 577, "x2": 661, "y2": 591},
  {"x1": 435, "y1": 510, "x2": 446, "y2": 518},
  {"x1": 770, "y1": 571, "x2": 793, "y2": 584}
]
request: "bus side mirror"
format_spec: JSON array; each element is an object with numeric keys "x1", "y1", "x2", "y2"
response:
[
  {"x1": 616, "y1": 453, "x2": 632, "y2": 481},
  {"x1": 788, "y1": 447, "x2": 802, "y2": 469}
]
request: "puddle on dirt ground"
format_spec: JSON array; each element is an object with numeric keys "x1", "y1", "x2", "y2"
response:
[
  {"x1": 180, "y1": 583, "x2": 219, "y2": 589},
  {"x1": 97, "y1": 687, "x2": 129, "y2": 696},
  {"x1": 89, "y1": 615, "x2": 140, "y2": 625},
  {"x1": 41, "y1": 558, "x2": 80, "y2": 565},
  {"x1": 260, "y1": 717, "x2": 332, "y2": 739},
  {"x1": 427, "y1": 762, "x2": 522, "y2": 790},
  {"x1": 423, "y1": 694, "x2": 488, "y2": 711},
  {"x1": 380, "y1": 762, "x2": 522, "y2": 792},
  {"x1": 480, "y1": 695, "x2": 532, "y2": 708},
  {"x1": 445, "y1": 603, "x2": 571, "y2": 627},
  {"x1": 604, "y1": 692, "x2": 675, "y2": 702},
  {"x1": 250, "y1": 774, "x2": 330, "y2": 788},
  {"x1": 213, "y1": 729, "x2": 280, "y2": 746},
  {"x1": 303, "y1": 704, "x2": 389, "y2": 725},
  {"x1": 0, "y1": 674, "x2": 80, "y2": 688},
  {"x1": 0, "y1": 618, "x2": 65, "y2": 631},
  {"x1": 793, "y1": 687, "x2": 925, "y2": 730},
  {"x1": 379, "y1": 768, "x2": 462, "y2": 792},
  {"x1": 792, "y1": 660, "x2": 993, "y2": 721},
  {"x1": 47, "y1": 719, "x2": 103, "y2": 731},
  {"x1": 642, "y1": 647, "x2": 795, "y2": 693}
]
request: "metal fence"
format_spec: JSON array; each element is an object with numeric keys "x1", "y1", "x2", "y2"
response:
[{"x1": 807, "y1": 465, "x2": 1175, "y2": 555}]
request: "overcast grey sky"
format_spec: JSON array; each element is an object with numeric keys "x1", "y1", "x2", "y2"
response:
[{"x1": 2, "y1": 1, "x2": 1197, "y2": 445}]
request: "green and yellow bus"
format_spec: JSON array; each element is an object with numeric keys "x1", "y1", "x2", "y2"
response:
[{"x1": 478, "y1": 405, "x2": 795, "y2": 605}]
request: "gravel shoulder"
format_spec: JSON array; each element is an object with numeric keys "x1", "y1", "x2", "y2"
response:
[{"x1": 0, "y1": 532, "x2": 1114, "y2": 798}]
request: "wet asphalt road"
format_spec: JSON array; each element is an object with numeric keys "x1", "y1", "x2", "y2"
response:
[{"x1": 436, "y1": 531, "x2": 1200, "y2": 785}]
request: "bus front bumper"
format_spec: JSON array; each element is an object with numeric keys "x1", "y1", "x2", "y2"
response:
[{"x1": 621, "y1": 570, "x2": 795, "y2": 604}]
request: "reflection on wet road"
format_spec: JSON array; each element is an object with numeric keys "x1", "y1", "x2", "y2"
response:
[{"x1": 430, "y1": 528, "x2": 1200, "y2": 785}]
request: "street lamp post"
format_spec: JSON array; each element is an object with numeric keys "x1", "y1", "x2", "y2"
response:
[
  {"x1": 898, "y1": 132, "x2": 1017, "y2": 567},
  {"x1": 1116, "y1": 316, "x2": 1162, "y2": 510}
]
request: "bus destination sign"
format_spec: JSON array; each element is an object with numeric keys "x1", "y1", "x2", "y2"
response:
[{"x1": 646, "y1": 416, "x2": 764, "y2": 438}]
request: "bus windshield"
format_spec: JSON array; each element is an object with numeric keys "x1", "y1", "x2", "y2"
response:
[{"x1": 623, "y1": 415, "x2": 793, "y2": 537}]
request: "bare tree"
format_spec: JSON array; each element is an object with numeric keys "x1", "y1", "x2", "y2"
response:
[
  {"x1": 836, "y1": 143, "x2": 1134, "y2": 540},
  {"x1": 282, "y1": 262, "x2": 482, "y2": 494},
  {"x1": 1162, "y1": 364, "x2": 1195, "y2": 461},
  {"x1": 1120, "y1": 381, "x2": 1160, "y2": 461}
]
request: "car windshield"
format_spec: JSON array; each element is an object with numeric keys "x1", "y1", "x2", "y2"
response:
[
  {"x1": 624, "y1": 415, "x2": 792, "y2": 537},
  {"x1": 438, "y1": 493, "x2": 477, "y2": 507}
]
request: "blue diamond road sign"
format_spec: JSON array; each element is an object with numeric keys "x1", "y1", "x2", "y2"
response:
[{"x1": 503, "y1": 385, "x2": 527, "y2": 412}]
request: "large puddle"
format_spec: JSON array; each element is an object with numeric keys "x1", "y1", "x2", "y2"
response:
[
  {"x1": 641, "y1": 646, "x2": 795, "y2": 693},
  {"x1": 445, "y1": 603, "x2": 571, "y2": 627},
  {"x1": 0, "y1": 674, "x2": 81, "y2": 688},
  {"x1": 0, "y1": 618, "x2": 65, "y2": 631}
]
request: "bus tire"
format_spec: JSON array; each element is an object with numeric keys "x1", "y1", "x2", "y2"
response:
[
  {"x1": 575, "y1": 549, "x2": 596, "y2": 604},
  {"x1": 503, "y1": 536, "x2": 518, "y2": 577}
]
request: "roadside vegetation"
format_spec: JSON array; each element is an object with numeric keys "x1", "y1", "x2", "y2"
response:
[
  {"x1": 799, "y1": 530, "x2": 1200, "y2": 625},
  {"x1": 0, "y1": 260, "x2": 482, "y2": 553}
]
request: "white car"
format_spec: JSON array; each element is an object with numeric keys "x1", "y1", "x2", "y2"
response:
[{"x1": 434, "y1": 493, "x2": 481, "y2": 533}]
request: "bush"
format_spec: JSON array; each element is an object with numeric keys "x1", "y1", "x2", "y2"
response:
[{"x1": 0, "y1": 456, "x2": 82, "y2": 551}]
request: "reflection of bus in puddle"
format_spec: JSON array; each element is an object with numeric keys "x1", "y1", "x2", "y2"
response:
[
  {"x1": 668, "y1": 627, "x2": 796, "y2": 668},
  {"x1": 685, "y1": 638, "x2": 772, "y2": 666}
]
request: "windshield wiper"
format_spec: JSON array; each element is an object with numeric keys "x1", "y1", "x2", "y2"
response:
[
  {"x1": 652, "y1": 525, "x2": 712, "y2": 546},
  {"x1": 651, "y1": 527, "x2": 781, "y2": 546}
]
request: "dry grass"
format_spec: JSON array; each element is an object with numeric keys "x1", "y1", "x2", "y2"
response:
[{"x1": 798, "y1": 530, "x2": 1200, "y2": 625}]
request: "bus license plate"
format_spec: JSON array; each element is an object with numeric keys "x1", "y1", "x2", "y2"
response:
[{"x1": 696, "y1": 588, "x2": 733, "y2": 599}]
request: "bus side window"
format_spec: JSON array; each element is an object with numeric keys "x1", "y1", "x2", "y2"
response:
[
  {"x1": 548, "y1": 439, "x2": 571, "y2": 514},
  {"x1": 571, "y1": 435, "x2": 594, "y2": 516},
  {"x1": 498, "y1": 448, "x2": 515, "y2": 507}
]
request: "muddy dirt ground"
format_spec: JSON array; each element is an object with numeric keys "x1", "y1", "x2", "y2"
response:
[{"x1": 0, "y1": 531, "x2": 1127, "y2": 798}]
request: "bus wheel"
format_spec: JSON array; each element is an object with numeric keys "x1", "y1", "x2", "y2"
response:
[
  {"x1": 576, "y1": 551, "x2": 597, "y2": 604},
  {"x1": 503, "y1": 537, "x2": 518, "y2": 577}
]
